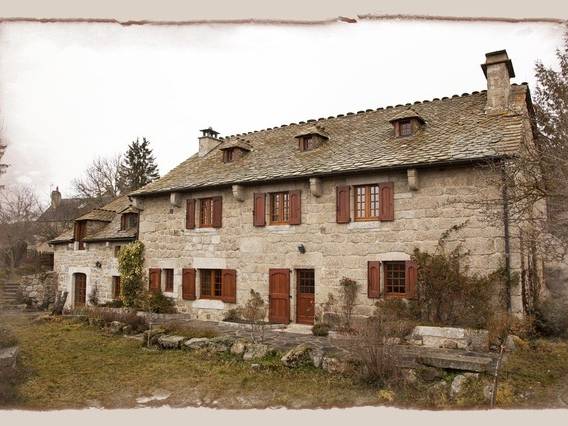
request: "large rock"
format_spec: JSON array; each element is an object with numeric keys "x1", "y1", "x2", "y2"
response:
[
  {"x1": 0, "y1": 346, "x2": 19, "y2": 369},
  {"x1": 411, "y1": 326, "x2": 490, "y2": 352},
  {"x1": 281, "y1": 343, "x2": 314, "y2": 368},
  {"x1": 310, "y1": 348, "x2": 325, "y2": 368},
  {"x1": 417, "y1": 353, "x2": 492, "y2": 373},
  {"x1": 208, "y1": 336, "x2": 235, "y2": 352},
  {"x1": 184, "y1": 337, "x2": 210, "y2": 350},
  {"x1": 158, "y1": 335, "x2": 187, "y2": 349},
  {"x1": 321, "y1": 356, "x2": 349, "y2": 374},
  {"x1": 243, "y1": 343, "x2": 269, "y2": 360},
  {"x1": 230, "y1": 340, "x2": 248, "y2": 356},
  {"x1": 109, "y1": 321, "x2": 125, "y2": 335},
  {"x1": 143, "y1": 327, "x2": 166, "y2": 346}
]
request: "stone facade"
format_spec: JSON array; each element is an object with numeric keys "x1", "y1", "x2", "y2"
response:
[
  {"x1": 53, "y1": 241, "x2": 123, "y2": 308},
  {"x1": 137, "y1": 164, "x2": 523, "y2": 321},
  {"x1": 19, "y1": 272, "x2": 58, "y2": 308}
]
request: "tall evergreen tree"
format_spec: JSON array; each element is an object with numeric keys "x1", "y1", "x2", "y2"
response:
[{"x1": 118, "y1": 137, "x2": 160, "y2": 192}]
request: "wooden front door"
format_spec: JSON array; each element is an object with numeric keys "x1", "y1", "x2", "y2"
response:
[
  {"x1": 74, "y1": 273, "x2": 86, "y2": 306},
  {"x1": 296, "y1": 269, "x2": 315, "y2": 325},
  {"x1": 269, "y1": 269, "x2": 290, "y2": 324}
]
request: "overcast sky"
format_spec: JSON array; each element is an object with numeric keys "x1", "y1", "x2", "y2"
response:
[{"x1": 0, "y1": 19, "x2": 564, "y2": 204}]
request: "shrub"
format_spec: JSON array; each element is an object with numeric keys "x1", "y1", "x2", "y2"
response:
[
  {"x1": 412, "y1": 223, "x2": 505, "y2": 329},
  {"x1": 223, "y1": 308, "x2": 242, "y2": 322},
  {"x1": 240, "y1": 289, "x2": 267, "y2": 343},
  {"x1": 0, "y1": 325, "x2": 18, "y2": 349},
  {"x1": 338, "y1": 277, "x2": 359, "y2": 331},
  {"x1": 137, "y1": 290, "x2": 177, "y2": 314},
  {"x1": 117, "y1": 241, "x2": 145, "y2": 307},
  {"x1": 161, "y1": 320, "x2": 218, "y2": 338},
  {"x1": 312, "y1": 322, "x2": 330, "y2": 336},
  {"x1": 534, "y1": 298, "x2": 568, "y2": 337},
  {"x1": 78, "y1": 307, "x2": 148, "y2": 332},
  {"x1": 88, "y1": 287, "x2": 99, "y2": 306}
]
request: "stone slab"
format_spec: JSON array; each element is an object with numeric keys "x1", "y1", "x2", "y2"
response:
[
  {"x1": 0, "y1": 346, "x2": 19, "y2": 369},
  {"x1": 417, "y1": 353, "x2": 493, "y2": 372}
]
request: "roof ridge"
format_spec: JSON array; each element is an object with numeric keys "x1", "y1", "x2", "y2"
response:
[{"x1": 221, "y1": 86, "x2": 522, "y2": 140}]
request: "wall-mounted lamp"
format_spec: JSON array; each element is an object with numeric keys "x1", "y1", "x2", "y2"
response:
[
  {"x1": 95, "y1": 261, "x2": 102, "y2": 268},
  {"x1": 297, "y1": 244, "x2": 306, "y2": 254}
]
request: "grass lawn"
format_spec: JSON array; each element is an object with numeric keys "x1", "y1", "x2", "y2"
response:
[{"x1": 2, "y1": 313, "x2": 568, "y2": 410}]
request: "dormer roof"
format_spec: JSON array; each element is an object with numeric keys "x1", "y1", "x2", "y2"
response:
[
  {"x1": 388, "y1": 108, "x2": 426, "y2": 124},
  {"x1": 294, "y1": 125, "x2": 330, "y2": 140}
]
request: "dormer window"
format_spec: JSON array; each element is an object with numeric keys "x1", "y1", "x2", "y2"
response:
[
  {"x1": 120, "y1": 213, "x2": 138, "y2": 231},
  {"x1": 299, "y1": 136, "x2": 313, "y2": 152},
  {"x1": 295, "y1": 125, "x2": 329, "y2": 152},
  {"x1": 389, "y1": 108, "x2": 425, "y2": 138},
  {"x1": 223, "y1": 148, "x2": 234, "y2": 163}
]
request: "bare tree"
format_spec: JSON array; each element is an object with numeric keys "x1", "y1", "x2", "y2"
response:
[
  {"x1": 0, "y1": 184, "x2": 42, "y2": 268},
  {"x1": 72, "y1": 154, "x2": 122, "y2": 201},
  {"x1": 0, "y1": 137, "x2": 7, "y2": 190}
]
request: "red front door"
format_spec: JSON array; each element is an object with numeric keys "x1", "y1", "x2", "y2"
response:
[
  {"x1": 269, "y1": 269, "x2": 290, "y2": 324},
  {"x1": 296, "y1": 269, "x2": 315, "y2": 325},
  {"x1": 74, "y1": 273, "x2": 86, "y2": 306}
]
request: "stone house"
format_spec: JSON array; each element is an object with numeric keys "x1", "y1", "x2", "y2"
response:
[
  {"x1": 50, "y1": 195, "x2": 138, "y2": 307},
  {"x1": 52, "y1": 50, "x2": 542, "y2": 323}
]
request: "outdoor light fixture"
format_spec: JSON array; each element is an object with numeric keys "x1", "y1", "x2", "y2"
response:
[
  {"x1": 297, "y1": 244, "x2": 306, "y2": 254},
  {"x1": 95, "y1": 261, "x2": 102, "y2": 268}
]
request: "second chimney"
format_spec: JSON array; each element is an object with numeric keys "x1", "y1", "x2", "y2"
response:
[
  {"x1": 198, "y1": 127, "x2": 221, "y2": 157},
  {"x1": 481, "y1": 50, "x2": 515, "y2": 114},
  {"x1": 51, "y1": 186, "x2": 62, "y2": 209}
]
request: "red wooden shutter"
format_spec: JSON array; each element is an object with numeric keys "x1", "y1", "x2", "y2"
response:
[
  {"x1": 212, "y1": 196, "x2": 223, "y2": 228},
  {"x1": 253, "y1": 193, "x2": 266, "y2": 227},
  {"x1": 289, "y1": 190, "x2": 302, "y2": 225},
  {"x1": 221, "y1": 269, "x2": 237, "y2": 303},
  {"x1": 182, "y1": 268, "x2": 196, "y2": 300},
  {"x1": 336, "y1": 186, "x2": 351, "y2": 224},
  {"x1": 405, "y1": 260, "x2": 418, "y2": 299},
  {"x1": 149, "y1": 268, "x2": 161, "y2": 294},
  {"x1": 186, "y1": 199, "x2": 196, "y2": 229},
  {"x1": 379, "y1": 182, "x2": 395, "y2": 221},
  {"x1": 368, "y1": 261, "x2": 381, "y2": 298}
]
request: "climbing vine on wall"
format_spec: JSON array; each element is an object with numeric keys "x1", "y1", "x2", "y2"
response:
[{"x1": 117, "y1": 241, "x2": 145, "y2": 308}]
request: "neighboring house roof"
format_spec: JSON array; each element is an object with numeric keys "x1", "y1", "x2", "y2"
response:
[
  {"x1": 49, "y1": 195, "x2": 137, "y2": 245},
  {"x1": 37, "y1": 198, "x2": 100, "y2": 223},
  {"x1": 131, "y1": 84, "x2": 529, "y2": 197}
]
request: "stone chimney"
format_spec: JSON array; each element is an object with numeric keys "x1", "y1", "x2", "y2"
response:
[
  {"x1": 51, "y1": 186, "x2": 62, "y2": 209},
  {"x1": 481, "y1": 50, "x2": 515, "y2": 114},
  {"x1": 198, "y1": 127, "x2": 221, "y2": 157}
]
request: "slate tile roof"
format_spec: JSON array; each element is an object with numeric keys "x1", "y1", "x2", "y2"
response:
[
  {"x1": 50, "y1": 195, "x2": 137, "y2": 244},
  {"x1": 37, "y1": 198, "x2": 101, "y2": 223},
  {"x1": 131, "y1": 84, "x2": 529, "y2": 197}
]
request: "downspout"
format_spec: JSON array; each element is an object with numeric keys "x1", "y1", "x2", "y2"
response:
[{"x1": 501, "y1": 162, "x2": 512, "y2": 312}]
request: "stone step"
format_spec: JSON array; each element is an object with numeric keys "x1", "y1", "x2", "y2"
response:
[{"x1": 416, "y1": 352, "x2": 494, "y2": 373}]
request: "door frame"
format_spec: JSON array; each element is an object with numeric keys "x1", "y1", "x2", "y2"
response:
[
  {"x1": 73, "y1": 272, "x2": 87, "y2": 307},
  {"x1": 268, "y1": 268, "x2": 290, "y2": 324},
  {"x1": 296, "y1": 268, "x2": 315, "y2": 325}
]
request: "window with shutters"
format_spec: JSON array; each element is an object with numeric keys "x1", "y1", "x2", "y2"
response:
[
  {"x1": 199, "y1": 198, "x2": 214, "y2": 227},
  {"x1": 399, "y1": 119, "x2": 413, "y2": 137},
  {"x1": 299, "y1": 136, "x2": 314, "y2": 152},
  {"x1": 74, "y1": 220, "x2": 87, "y2": 250},
  {"x1": 164, "y1": 269, "x2": 174, "y2": 292},
  {"x1": 384, "y1": 261, "x2": 407, "y2": 296},
  {"x1": 223, "y1": 148, "x2": 234, "y2": 163},
  {"x1": 200, "y1": 269, "x2": 222, "y2": 299},
  {"x1": 270, "y1": 192, "x2": 289, "y2": 224},
  {"x1": 112, "y1": 276, "x2": 121, "y2": 300},
  {"x1": 354, "y1": 184, "x2": 380, "y2": 221}
]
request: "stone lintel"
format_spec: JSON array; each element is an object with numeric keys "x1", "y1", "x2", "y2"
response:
[
  {"x1": 407, "y1": 168, "x2": 418, "y2": 191},
  {"x1": 232, "y1": 184, "x2": 245, "y2": 202},
  {"x1": 309, "y1": 177, "x2": 323, "y2": 197}
]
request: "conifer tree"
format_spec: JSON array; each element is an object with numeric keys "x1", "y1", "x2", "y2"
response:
[{"x1": 118, "y1": 137, "x2": 160, "y2": 192}]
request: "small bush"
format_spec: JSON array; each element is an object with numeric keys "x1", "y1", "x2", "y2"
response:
[
  {"x1": 137, "y1": 291, "x2": 177, "y2": 314},
  {"x1": 312, "y1": 323, "x2": 330, "y2": 336},
  {"x1": 88, "y1": 287, "x2": 99, "y2": 306},
  {"x1": 223, "y1": 308, "x2": 242, "y2": 322},
  {"x1": 240, "y1": 289, "x2": 267, "y2": 343},
  {"x1": 534, "y1": 298, "x2": 568, "y2": 337},
  {"x1": 339, "y1": 277, "x2": 359, "y2": 331},
  {"x1": 78, "y1": 307, "x2": 148, "y2": 332},
  {"x1": 161, "y1": 320, "x2": 218, "y2": 338},
  {"x1": 0, "y1": 325, "x2": 18, "y2": 349}
]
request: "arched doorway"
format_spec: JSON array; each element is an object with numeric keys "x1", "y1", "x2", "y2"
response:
[{"x1": 73, "y1": 273, "x2": 87, "y2": 306}]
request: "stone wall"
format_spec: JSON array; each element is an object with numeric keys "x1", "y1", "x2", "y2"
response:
[
  {"x1": 137, "y1": 164, "x2": 524, "y2": 321},
  {"x1": 53, "y1": 240, "x2": 123, "y2": 308},
  {"x1": 19, "y1": 271, "x2": 57, "y2": 308}
]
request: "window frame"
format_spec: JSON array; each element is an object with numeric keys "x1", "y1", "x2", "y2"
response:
[
  {"x1": 398, "y1": 119, "x2": 413, "y2": 137},
  {"x1": 383, "y1": 261, "x2": 408, "y2": 298},
  {"x1": 199, "y1": 198, "x2": 214, "y2": 228},
  {"x1": 269, "y1": 191, "x2": 290, "y2": 225},
  {"x1": 223, "y1": 148, "x2": 234, "y2": 163},
  {"x1": 199, "y1": 269, "x2": 223, "y2": 300},
  {"x1": 299, "y1": 135, "x2": 313, "y2": 151},
  {"x1": 120, "y1": 213, "x2": 138, "y2": 231},
  {"x1": 114, "y1": 245, "x2": 121, "y2": 258},
  {"x1": 164, "y1": 268, "x2": 174, "y2": 293},
  {"x1": 354, "y1": 184, "x2": 380, "y2": 221},
  {"x1": 112, "y1": 275, "x2": 121, "y2": 300}
]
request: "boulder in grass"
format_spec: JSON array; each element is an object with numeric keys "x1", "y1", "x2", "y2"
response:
[
  {"x1": 109, "y1": 321, "x2": 125, "y2": 335},
  {"x1": 281, "y1": 343, "x2": 313, "y2": 368},
  {"x1": 184, "y1": 337, "x2": 210, "y2": 350},
  {"x1": 243, "y1": 343, "x2": 269, "y2": 360},
  {"x1": 230, "y1": 340, "x2": 248, "y2": 356},
  {"x1": 158, "y1": 335, "x2": 187, "y2": 349},
  {"x1": 321, "y1": 356, "x2": 349, "y2": 374}
]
